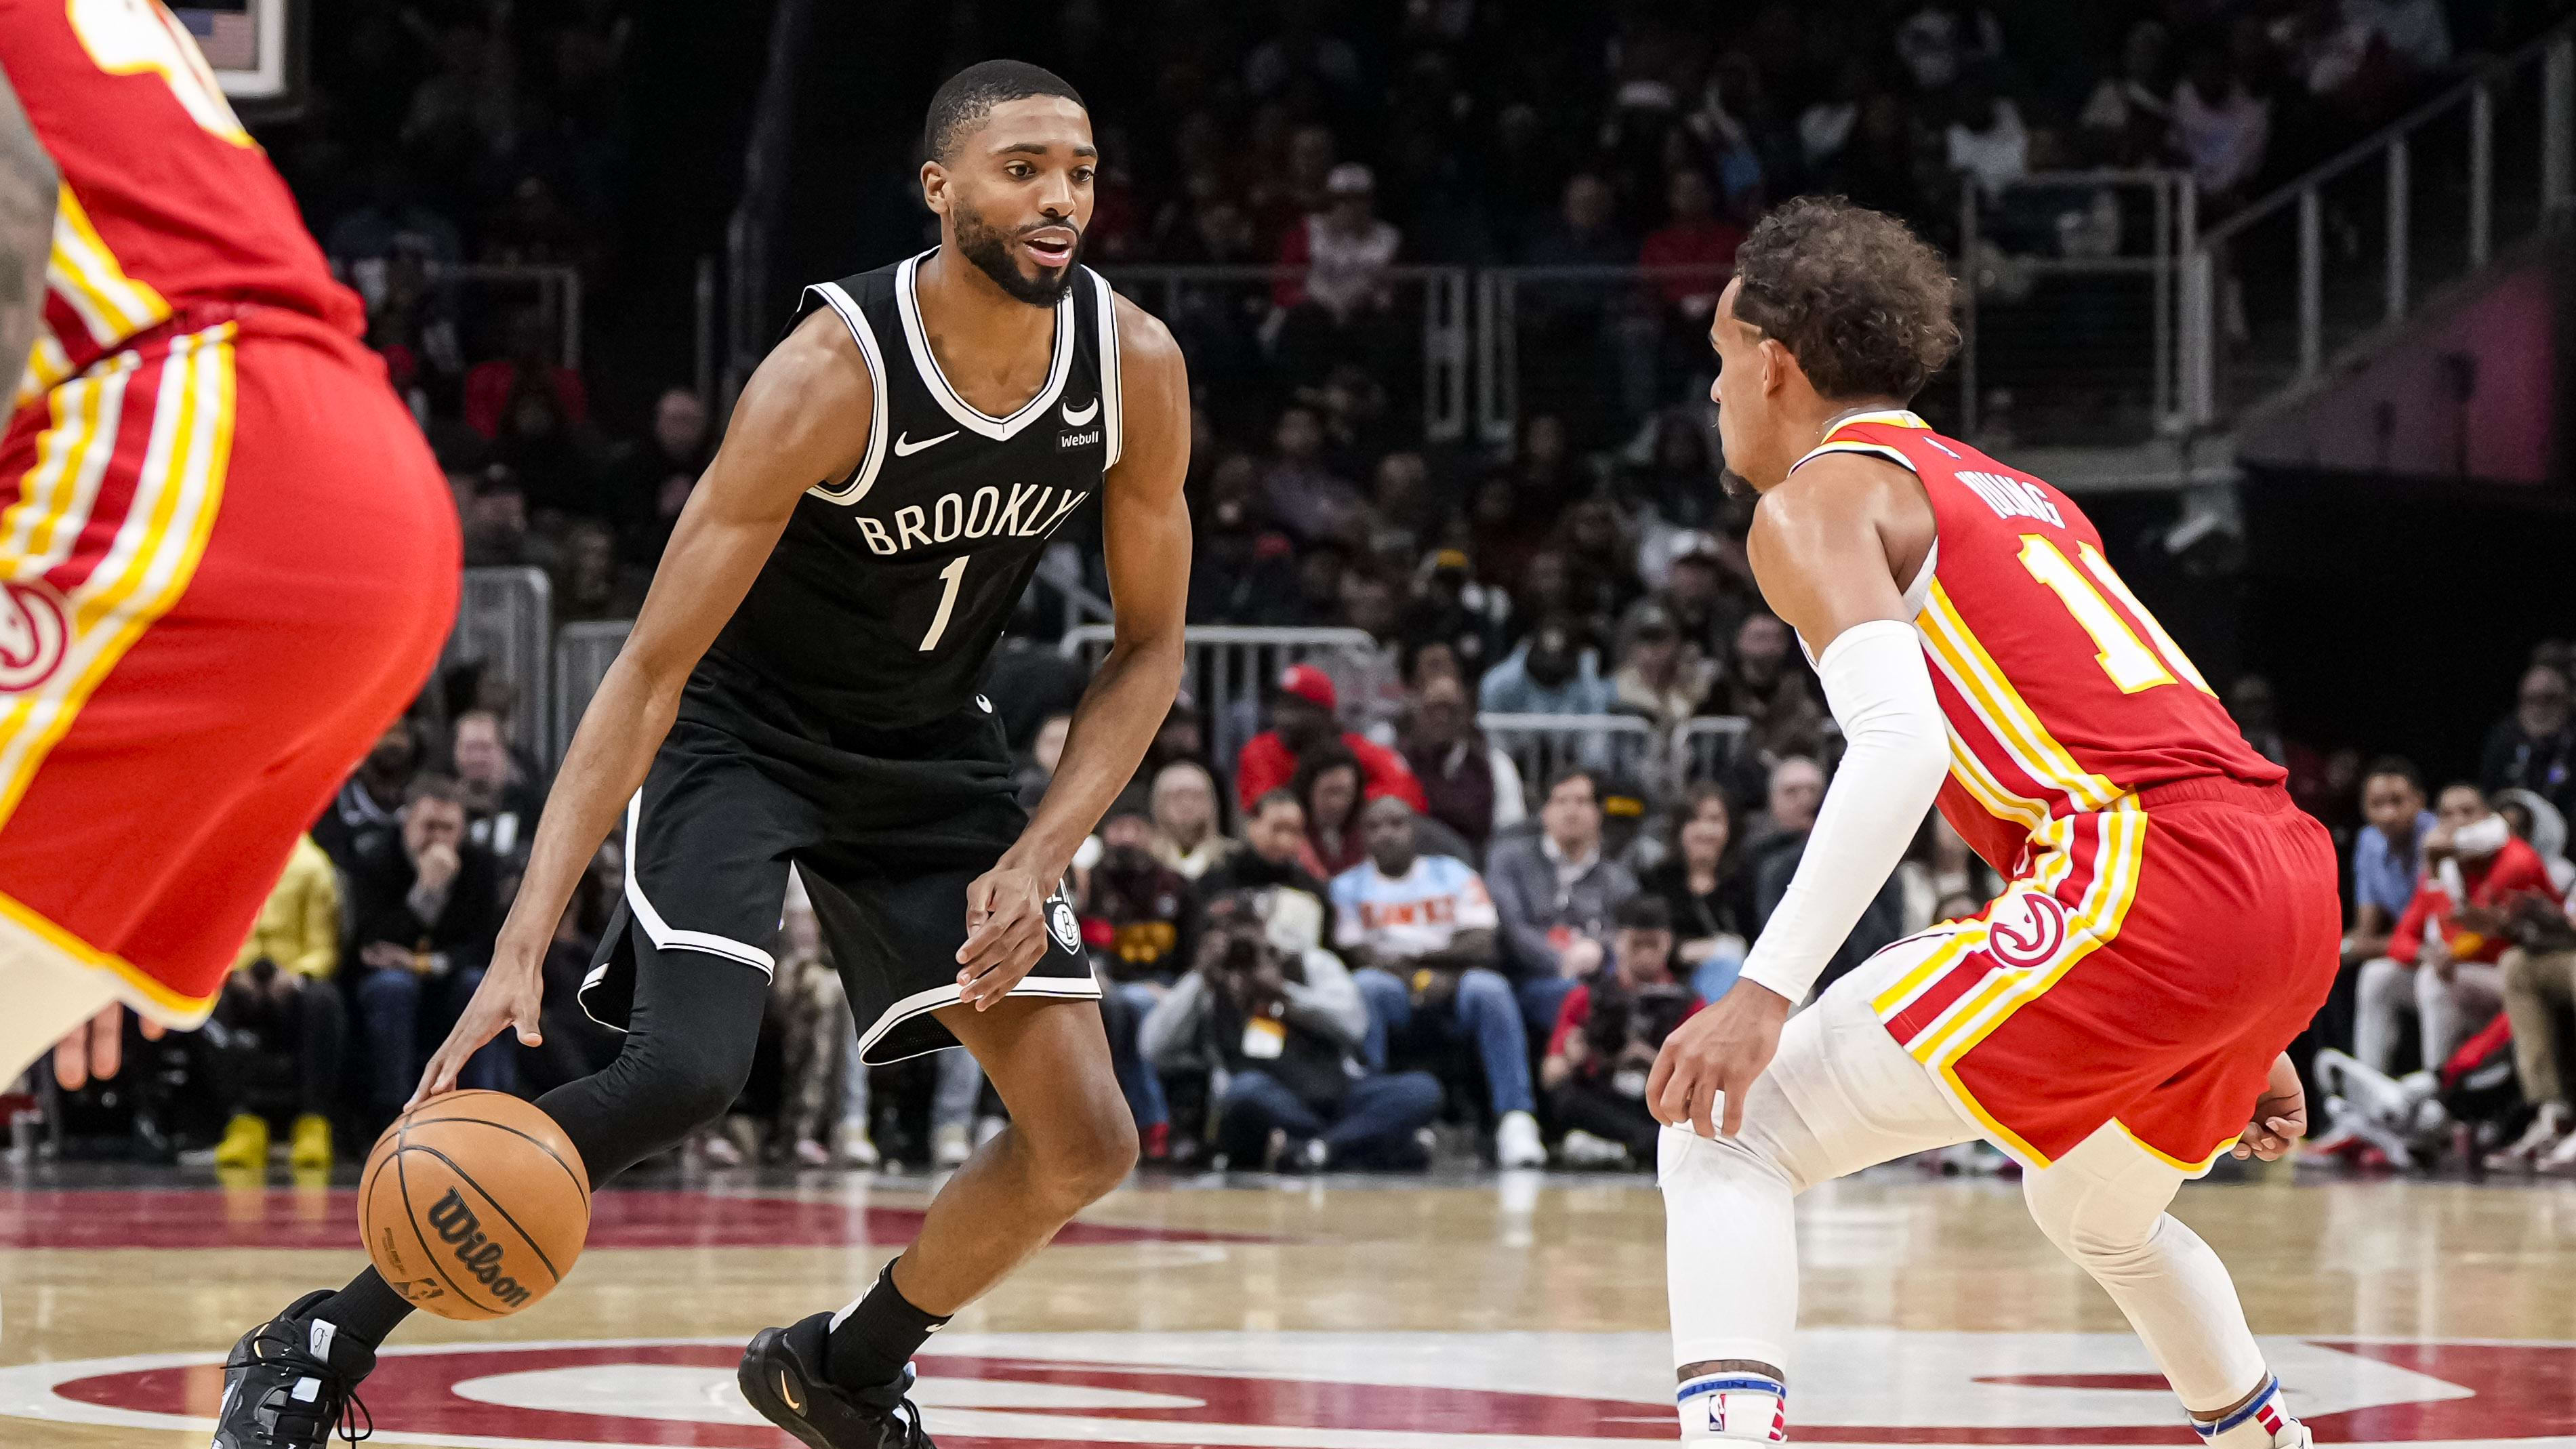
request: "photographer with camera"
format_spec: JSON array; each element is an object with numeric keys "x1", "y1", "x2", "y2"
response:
[
  {"x1": 1540, "y1": 895, "x2": 1701, "y2": 1167},
  {"x1": 1142, "y1": 889, "x2": 1440, "y2": 1172}
]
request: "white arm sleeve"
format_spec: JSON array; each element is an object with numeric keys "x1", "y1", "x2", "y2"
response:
[{"x1": 1738, "y1": 619, "x2": 1952, "y2": 1005}]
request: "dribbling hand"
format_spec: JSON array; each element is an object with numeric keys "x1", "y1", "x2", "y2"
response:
[
  {"x1": 409, "y1": 941, "x2": 544, "y2": 1109},
  {"x1": 956, "y1": 861, "x2": 1053, "y2": 1011},
  {"x1": 1648, "y1": 979, "x2": 1792, "y2": 1139}
]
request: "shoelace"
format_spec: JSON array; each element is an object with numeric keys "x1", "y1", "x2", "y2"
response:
[{"x1": 333, "y1": 1386, "x2": 373, "y2": 1445}]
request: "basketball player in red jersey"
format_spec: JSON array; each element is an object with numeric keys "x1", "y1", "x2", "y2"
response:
[
  {"x1": 0, "y1": 2, "x2": 455, "y2": 1084},
  {"x1": 1645, "y1": 198, "x2": 2337, "y2": 1448}
]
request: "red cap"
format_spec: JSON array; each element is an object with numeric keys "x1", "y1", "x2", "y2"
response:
[{"x1": 1277, "y1": 663, "x2": 1338, "y2": 712}]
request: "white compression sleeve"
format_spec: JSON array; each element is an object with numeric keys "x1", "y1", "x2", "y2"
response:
[{"x1": 1738, "y1": 619, "x2": 1950, "y2": 1005}]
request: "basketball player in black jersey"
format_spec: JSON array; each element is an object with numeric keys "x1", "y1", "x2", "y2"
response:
[{"x1": 210, "y1": 61, "x2": 1189, "y2": 1449}]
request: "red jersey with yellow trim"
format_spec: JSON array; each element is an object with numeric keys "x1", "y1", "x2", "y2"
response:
[
  {"x1": 3, "y1": 0, "x2": 363, "y2": 411},
  {"x1": 1794, "y1": 410, "x2": 2283, "y2": 876}
]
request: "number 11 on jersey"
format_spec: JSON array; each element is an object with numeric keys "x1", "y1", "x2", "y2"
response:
[{"x1": 919, "y1": 556, "x2": 969, "y2": 651}]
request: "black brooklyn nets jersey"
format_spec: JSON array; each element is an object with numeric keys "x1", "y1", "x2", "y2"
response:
[{"x1": 702, "y1": 250, "x2": 1123, "y2": 730}]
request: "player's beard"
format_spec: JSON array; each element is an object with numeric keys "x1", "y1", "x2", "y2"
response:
[
  {"x1": 1719, "y1": 468, "x2": 1757, "y2": 499},
  {"x1": 954, "y1": 201, "x2": 1082, "y2": 306}
]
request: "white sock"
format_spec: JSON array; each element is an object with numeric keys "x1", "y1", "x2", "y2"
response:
[
  {"x1": 1677, "y1": 1371, "x2": 1786, "y2": 1443},
  {"x1": 2192, "y1": 1375, "x2": 2302, "y2": 1449}
]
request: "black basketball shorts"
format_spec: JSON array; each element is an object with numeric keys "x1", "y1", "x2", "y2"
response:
[{"x1": 580, "y1": 678, "x2": 1096, "y2": 1064}]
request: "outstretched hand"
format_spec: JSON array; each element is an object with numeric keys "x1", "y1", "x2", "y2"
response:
[{"x1": 1648, "y1": 980, "x2": 1792, "y2": 1139}]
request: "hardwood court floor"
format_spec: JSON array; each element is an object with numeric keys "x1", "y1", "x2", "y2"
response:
[{"x1": 4, "y1": 1162, "x2": 2575, "y2": 1446}]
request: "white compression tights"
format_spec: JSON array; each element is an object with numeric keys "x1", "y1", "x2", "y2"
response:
[{"x1": 1662, "y1": 936, "x2": 2270, "y2": 1436}]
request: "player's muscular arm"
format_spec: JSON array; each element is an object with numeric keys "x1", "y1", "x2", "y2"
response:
[
  {"x1": 1649, "y1": 457, "x2": 1950, "y2": 1137},
  {"x1": 0, "y1": 70, "x2": 60, "y2": 422},
  {"x1": 956, "y1": 296, "x2": 1191, "y2": 1007},
  {"x1": 411, "y1": 313, "x2": 870, "y2": 1103}
]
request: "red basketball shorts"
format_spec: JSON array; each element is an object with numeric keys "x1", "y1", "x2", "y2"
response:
[
  {"x1": 0, "y1": 311, "x2": 458, "y2": 1024},
  {"x1": 1868, "y1": 777, "x2": 2342, "y2": 1170}
]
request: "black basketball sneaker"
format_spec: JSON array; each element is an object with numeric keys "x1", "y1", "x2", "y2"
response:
[
  {"x1": 737, "y1": 1311, "x2": 934, "y2": 1448},
  {"x1": 209, "y1": 1291, "x2": 375, "y2": 1448}
]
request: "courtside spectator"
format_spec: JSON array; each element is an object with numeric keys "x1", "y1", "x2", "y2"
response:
[
  {"x1": 2482, "y1": 666, "x2": 2576, "y2": 821},
  {"x1": 2489, "y1": 880, "x2": 2576, "y2": 1170},
  {"x1": 1234, "y1": 664, "x2": 1425, "y2": 815},
  {"x1": 1638, "y1": 782, "x2": 1756, "y2": 1004},
  {"x1": 1201, "y1": 790, "x2": 1332, "y2": 911},
  {"x1": 1611, "y1": 602, "x2": 1717, "y2": 731},
  {"x1": 1709, "y1": 612, "x2": 1828, "y2": 769},
  {"x1": 1144, "y1": 891, "x2": 1431, "y2": 1172},
  {"x1": 1334, "y1": 796, "x2": 1547, "y2": 1169},
  {"x1": 1542, "y1": 896, "x2": 1701, "y2": 1166},
  {"x1": 1749, "y1": 754, "x2": 1909, "y2": 998},
  {"x1": 602, "y1": 386, "x2": 711, "y2": 567},
  {"x1": 2356, "y1": 784, "x2": 2558, "y2": 1075},
  {"x1": 348, "y1": 777, "x2": 511, "y2": 1120},
  {"x1": 312, "y1": 718, "x2": 423, "y2": 870},
  {"x1": 1086, "y1": 807, "x2": 1199, "y2": 1158},
  {"x1": 1487, "y1": 767, "x2": 1640, "y2": 1037},
  {"x1": 452, "y1": 708, "x2": 544, "y2": 869},
  {"x1": 463, "y1": 306, "x2": 586, "y2": 441},
  {"x1": 1398, "y1": 674, "x2": 1528, "y2": 858},
  {"x1": 207, "y1": 836, "x2": 348, "y2": 1171},
  {"x1": 1478, "y1": 615, "x2": 1614, "y2": 716},
  {"x1": 1150, "y1": 761, "x2": 1238, "y2": 881},
  {"x1": 2348, "y1": 758, "x2": 2434, "y2": 962}
]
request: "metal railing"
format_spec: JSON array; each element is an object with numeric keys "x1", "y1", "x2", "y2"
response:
[
  {"x1": 1097, "y1": 264, "x2": 1471, "y2": 443},
  {"x1": 2186, "y1": 20, "x2": 2576, "y2": 426},
  {"x1": 1959, "y1": 171, "x2": 2191, "y2": 445},
  {"x1": 1673, "y1": 716, "x2": 1755, "y2": 785},
  {"x1": 552, "y1": 619, "x2": 632, "y2": 767},
  {"x1": 1478, "y1": 713, "x2": 1656, "y2": 804},
  {"x1": 443, "y1": 568, "x2": 553, "y2": 764},
  {"x1": 1059, "y1": 624, "x2": 1381, "y2": 767},
  {"x1": 1473, "y1": 262, "x2": 1732, "y2": 447}
]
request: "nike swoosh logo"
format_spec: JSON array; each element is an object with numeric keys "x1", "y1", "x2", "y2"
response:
[
  {"x1": 1061, "y1": 397, "x2": 1099, "y2": 426},
  {"x1": 780, "y1": 1370, "x2": 803, "y2": 1414},
  {"x1": 893, "y1": 430, "x2": 959, "y2": 457}
]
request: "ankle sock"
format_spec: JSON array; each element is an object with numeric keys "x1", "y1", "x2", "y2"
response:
[
  {"x1": 826, "y1": 1259, "x2": 952, "y2": 1393},
  {"x1": 1678, "y1": 1371, "x2": 1786, "y2": 1443},
  {"x1": 312, "y1": 1269, "x2": 417, "y2": 1349},
  {"x1": 2193, "y1": 1375, "x2": 2300, "y2": 1449}
]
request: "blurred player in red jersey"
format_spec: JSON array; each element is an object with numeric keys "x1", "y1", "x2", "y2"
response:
[
  {"x1": 1645, "y1": 198, "x2": 2338, "y2": 1449},
  {"x1": 0, "y1": 1, "x2": 456, "y2": 1085}
]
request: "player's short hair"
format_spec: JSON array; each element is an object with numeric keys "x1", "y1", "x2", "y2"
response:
[
  {"x1": 923, "y1": 59, "x2": 1086, "y2": 163},
  {"x1": 1731, "y1": 196, "x2": 1959, "y2": 403},
  {"x1": 2363, "y1": 754, "x2": 2424, "y2": 792}
]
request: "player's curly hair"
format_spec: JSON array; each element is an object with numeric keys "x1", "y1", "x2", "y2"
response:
[{"x1": 1730, "y1": 197, "x2": 1959, "y2": 403}]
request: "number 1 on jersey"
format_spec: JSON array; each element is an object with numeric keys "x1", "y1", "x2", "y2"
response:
[
  {"x1": 2016, "y1": 535, "x2": 2213, "y2": 695},
  {"x1": 920, "y1": 556, "x2": 969, "y2": 652}
]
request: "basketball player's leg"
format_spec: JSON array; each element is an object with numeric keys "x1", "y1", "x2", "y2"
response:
[
  {"x1": 2020, "y1": 1124, "x2": 2302, "y2": 1445},
  {"x1": 1662, "y1": 935, "x2": 1978, "y2": 1442}
]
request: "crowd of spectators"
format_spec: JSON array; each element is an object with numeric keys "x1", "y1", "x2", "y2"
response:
[{"x1": 22, "y1": 0, "x2": 2576, "y2": 1177}]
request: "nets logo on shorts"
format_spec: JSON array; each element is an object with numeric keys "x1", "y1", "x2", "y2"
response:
[{"x1": 1048, "y1": 894, "x2": 1081, "y2": 954}]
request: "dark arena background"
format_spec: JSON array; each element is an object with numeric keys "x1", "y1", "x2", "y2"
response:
[{"x1": 7, "y1": 1, "x2": 2576, "y2": 1446}]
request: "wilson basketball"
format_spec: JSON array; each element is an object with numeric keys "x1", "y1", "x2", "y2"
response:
[{"x1": 358, "y1": 1090, "x2": 592, "y2": 1322}]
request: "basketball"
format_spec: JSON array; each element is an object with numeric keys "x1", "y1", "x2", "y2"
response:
[{"x1": 357, "y1": 1091, "x2": 592, "y2": 1322}]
